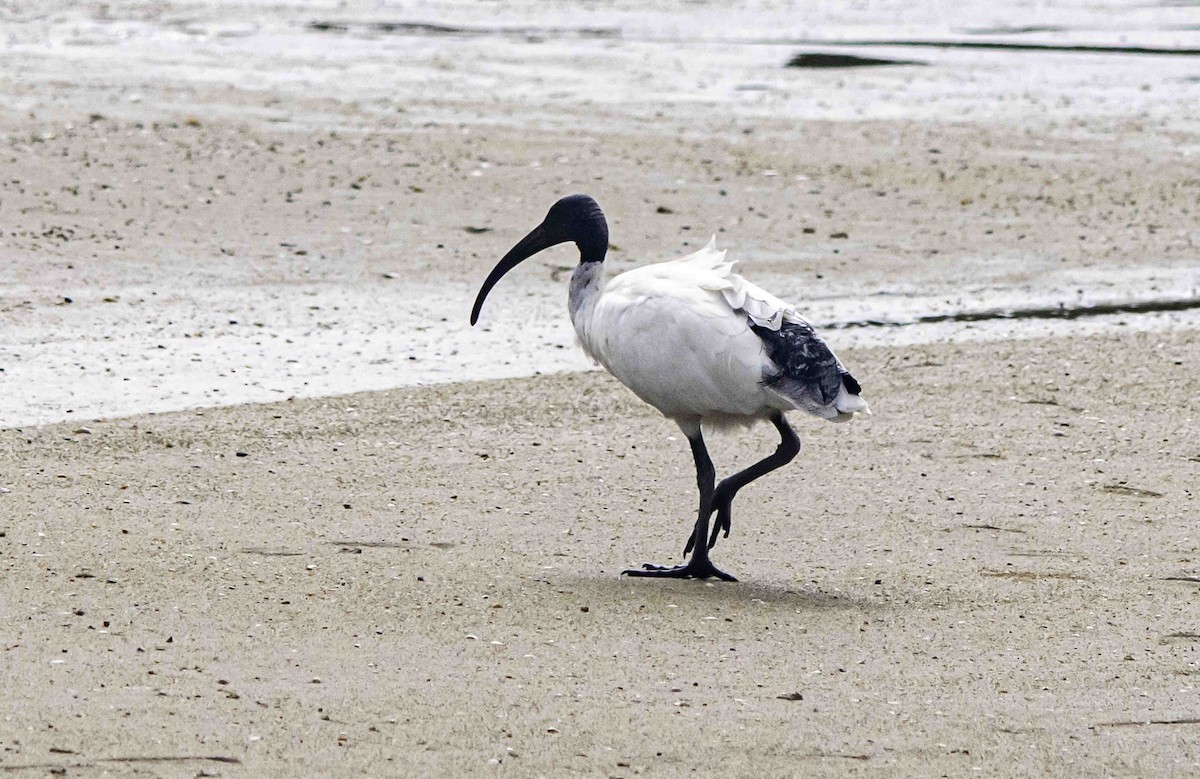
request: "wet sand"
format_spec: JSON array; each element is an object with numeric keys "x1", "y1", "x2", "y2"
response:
[{"x1": 3, "y1": 1, "x2": 1200, "y2": 776}]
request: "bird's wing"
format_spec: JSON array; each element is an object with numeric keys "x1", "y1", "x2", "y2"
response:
[
  {"x1": 671, "y1": 238, "x2": 869, "y2": 420},
  {"x1": 677, "y1": 236, "x2": 811, "y2": 332},
  {"x1": 597, "y1": 239, "x2": 868, "y2": 422},
  {"x1": 753, "y1": 321, "x2": 842, "y2": 404},
  {"x1": 589, "y1": 260, "x2": 775, "y2": 419}
]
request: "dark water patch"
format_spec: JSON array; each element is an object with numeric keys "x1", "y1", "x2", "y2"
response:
[
  {"x1": 786, "y1": 52, "x2": 925, "y2": 68},
  {"x1": 823, "y1": 296, "x2": 1200, "y2": 331},
  {"x1": 788, "y1": 39, "x2": 1200, "y2": 56},
  {"x1": 963, "y1": 25, "x2": 1069, "y2": 35},
  {"x1": 308, "y1": 19, "x2": 620, "y2": 40}
]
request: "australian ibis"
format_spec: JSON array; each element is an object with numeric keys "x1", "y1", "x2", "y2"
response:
[{"x1": 470, "y1": 194, "x2": 869, "y2": 581}]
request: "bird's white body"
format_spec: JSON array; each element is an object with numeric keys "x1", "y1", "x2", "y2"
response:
[{"x1": 568, "y1": 237, "x2": 869, "y2": 430}]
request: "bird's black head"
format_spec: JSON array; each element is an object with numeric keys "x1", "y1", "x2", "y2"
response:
[
  {"x1": 541, "y1": 194, "x2": 609, "y2": 264},
  {"x1": 470, "y1": 194, "x2": 609, "y2": 325}
]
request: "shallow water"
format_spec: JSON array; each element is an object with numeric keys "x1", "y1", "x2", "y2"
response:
[
  {"x1": 8, "y1": 0, "x2": 1200, "y2": 130},
  {"x1": 4, "y1": 262, "x2": 1197, "y2": 427}
]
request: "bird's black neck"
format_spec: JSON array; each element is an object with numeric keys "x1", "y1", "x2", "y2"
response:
[{"x1": 573, "y1": 208, "x2": 608, "y2": 265}]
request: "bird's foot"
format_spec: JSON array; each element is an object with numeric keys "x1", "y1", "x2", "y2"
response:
[{"x1": 621, "y1": 558, "x2": 737, "y2": 582}]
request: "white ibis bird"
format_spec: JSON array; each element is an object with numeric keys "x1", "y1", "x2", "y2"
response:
[{"x1": 470, "y1": 194, "x2": 869, "y2": 581}]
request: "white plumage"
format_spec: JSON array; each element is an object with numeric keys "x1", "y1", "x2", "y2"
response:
[
  {"x1": 470, "y1": 194, "x2": 868, "y2": 581},
  {"x1": 569, "y1": 236, "x2": 870, "y2": 428}
]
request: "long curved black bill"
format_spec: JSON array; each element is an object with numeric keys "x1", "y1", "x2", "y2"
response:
[{"x1": 470, "y1": 224, "x2": 564, "y2": 325}]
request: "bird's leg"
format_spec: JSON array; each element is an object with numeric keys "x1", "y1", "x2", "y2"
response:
[
  {"x1": 685, "y1": 413, "x2": 800, "y2": 554},
  {"x1": 623, "y1": 428, "x2": 736, "y2": 582}
]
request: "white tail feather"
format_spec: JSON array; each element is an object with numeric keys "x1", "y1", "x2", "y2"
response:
[
  {"x1": 681, "y1": 237, "x2": 811, "y2": 331},
  {"x1": 828, "y1": 385, "x2": 871, "y2": 422}
]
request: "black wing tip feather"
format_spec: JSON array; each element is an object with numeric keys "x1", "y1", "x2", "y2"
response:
[
  {"x1": 841, "y1": 372, "x2": 861, "y2": 395},
  {"x1": 751, "y1": 321, "x2": 844, "y2": 404}
]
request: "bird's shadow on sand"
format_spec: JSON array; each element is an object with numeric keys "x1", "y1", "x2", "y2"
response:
[{"x1": 565, "y1": 572, "x2": 881, "y2": 612}]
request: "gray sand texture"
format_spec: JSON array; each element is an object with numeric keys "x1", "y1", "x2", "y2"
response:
[{"x1": 2, "y1": 1, "x2": 1200, "y2": 776}]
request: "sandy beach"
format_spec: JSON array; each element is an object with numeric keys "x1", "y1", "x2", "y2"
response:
[
  {"x1": 3, "y1": 332, "x2": 1199, "y2": 776},
  {"x1": 3, "y1": 1, "x2": 1200, "y2": 776}
]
